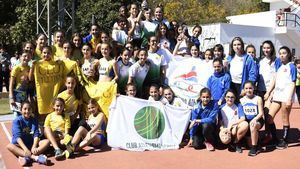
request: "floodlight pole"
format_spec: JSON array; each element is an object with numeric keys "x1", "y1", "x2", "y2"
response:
[{"x1": 36, "y1": 0, "x2": 75, "y2": 45}]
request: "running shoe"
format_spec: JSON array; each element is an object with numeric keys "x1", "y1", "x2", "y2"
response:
[
  {"x1": 248, "y1": 147, "x2": 258, "y2": 156},
  {"x1": 276, "y1": 139, "x2": 288, "y2": 150},
  {"x1": 54, "y1": 149, "x2": 64, "y2": 160},
  {"x1": 37, "y1": 154, "x2": 47, "y2": 165},
  {"x1": 235, "y1": 144, "x2": 242, "y2": 153},
  {"x1": 18, "y1": 157, "x2": 30, "y2": 166}
]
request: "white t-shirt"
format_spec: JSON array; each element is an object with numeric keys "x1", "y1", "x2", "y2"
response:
[
  {"x1": 220, "y1": 104, "x2": 239, "y2": 128},
  {"x1": 258, "y1": 57, "x2": 276, "y2": 91},
  {"x1": 230, "y1": 55, "x2": 244, "y2": 84},
  {"x1": 112, "y1": 29, "x2": 128, "y2": 45},
  {"x1": 10, "y1": 57, "x2": 19, "y2": 70},
  {"x1": 201, "y1": 60, "x2": 214, "y2": 87}
]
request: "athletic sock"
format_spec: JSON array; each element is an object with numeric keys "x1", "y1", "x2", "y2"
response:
[
  {"x1": 283, "y1": 125, "x2": 290, "y2": 142},
  {"x1": 263, "y1": 108, "x2": 270, "y2": 133},
  {"x1": 269, "y1": 123, "x2": 277, "y2": 139}
]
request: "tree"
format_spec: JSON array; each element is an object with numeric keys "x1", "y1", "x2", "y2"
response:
[
  {"x1": 149, "y1": 0, "x2": 268, "y2": 25},
  {"x1": 0, "y1": 0, "x2": 20, "y2": 51},
  {"x1": 75, "y1": 0, "x2": 142, "y2": 36},
  {"x1": 11, "y1": 0, "x2": 36, "y2": 49}
]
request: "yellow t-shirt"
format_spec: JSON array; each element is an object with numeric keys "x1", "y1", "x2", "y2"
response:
[
  {"x1": 34, "y1": 48, "x2": 42, "y2": 61},
  {"x1": 57, "y1": 90, "x2": 80, "y2": 117},
  {"x1": 11, "y1": 65, "x2": 30, "y2": 89},
  {"x1": 62, "y1": 59, "x2": 80, "y2": 75},
  {"x1": 34, "y1": 60, "x2": 65, "y2": 114},
  {"x1": 52, "y1": 44, "x2": 64, "y2": 60},
  {"x1": 44, "y1": 112, "x2": 71, "y2": 133}
]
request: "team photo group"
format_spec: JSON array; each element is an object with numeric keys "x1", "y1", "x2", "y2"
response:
[{"x1": 3, "y1": 1, "x2": 300, "y2": 167}]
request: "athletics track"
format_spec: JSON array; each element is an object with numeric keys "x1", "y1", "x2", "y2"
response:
[{"x1": 0, "y1": 105, "x2": 299, "y2": 169}]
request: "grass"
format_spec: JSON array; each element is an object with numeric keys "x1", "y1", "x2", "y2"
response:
[{"x1": 0, "y1": 98, "x2": 11, "y2": 115}]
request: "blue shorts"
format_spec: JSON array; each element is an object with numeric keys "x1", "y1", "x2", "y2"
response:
[{"x1": 91, "y1": 134, "x2": 106, "y2": 148}]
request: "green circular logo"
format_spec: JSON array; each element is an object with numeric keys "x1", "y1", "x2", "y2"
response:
[{"x1": 134, "y1": 106, "x2": 165, "y2": 139}]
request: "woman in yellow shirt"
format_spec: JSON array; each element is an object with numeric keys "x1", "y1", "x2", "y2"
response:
[
  {"x1": 9, "y1": 51, "x2": 31, "y2": 117},
  {"x1": 44, "y1": 98, "x2": 72, "y2": 160}
]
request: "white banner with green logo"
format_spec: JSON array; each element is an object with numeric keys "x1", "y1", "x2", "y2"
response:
[{"x1": 107, "y1": 95, "x2": 191, "y2": 151}]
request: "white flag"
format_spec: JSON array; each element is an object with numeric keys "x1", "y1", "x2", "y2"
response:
[
  {"x1": 166, "y1": 56, "x2": 214, "y2": 106},
  {"x1": 107, "y1": 95, "x2": 191, "y2": 151}
]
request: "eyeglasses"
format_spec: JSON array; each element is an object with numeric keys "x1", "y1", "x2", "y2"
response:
[{"x1": 226, "y1": 96, "x2": 235, "y2": 99}]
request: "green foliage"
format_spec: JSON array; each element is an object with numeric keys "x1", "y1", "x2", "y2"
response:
[
  {"x1": 11, "y1": 0, "x2": 36, "y2": 49},
  {"x1": 150, "y1": 0, "x2": 268, "y2": 24},
  {"x1": 0, "y1": 0, "x2": 20, "y2": 25},
  {"x1": 163, "y1": 0, "x2": 203, "y2": 24},
  {"x1": 0, "y1": 0, "x2": 267, "y2": 53},
  {"x1": 75, "y1": 0, "x2": 142, "y2": 35}
]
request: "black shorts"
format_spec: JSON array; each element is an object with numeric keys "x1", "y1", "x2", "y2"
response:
[
  {"x1": 245, "y1": 118, "x2": 264, "y2": 137},
  {"x1": 78, "y1": 119, "x2": 91, "y2": 131}
]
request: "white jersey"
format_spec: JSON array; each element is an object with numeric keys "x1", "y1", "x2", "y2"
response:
[
  {"x1": 220, "y1": 104, "x2": 239, "y2": 128},
  {"x1": 116, "y1": 60, "x2": 132, "y2": 93},
  {"x1": 81, "y1": 58, "x2": 94, "y2": 76},
  {"x1": 141, "y1": 20, "x2": 158, "y2": 34},
  {"x1": 272, "y1": 62, "x2": 297, "y2": 102},
  {"x1": 147, "y1": 50, "x2": 167, "y2": 83},
  {"x1": 98, "y1": 58, "x2": 114, "y2": 81},
  {"x1": 129, "y1": 62, "x2": 150, "y2": 92}
]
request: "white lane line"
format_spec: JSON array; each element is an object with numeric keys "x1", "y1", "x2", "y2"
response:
[
  {"x1": 1, "y1": 122, "x2": 11, "y2": 142},
  {"x1": 1, "y1": 122, "x2": 30, "y2": 169}
]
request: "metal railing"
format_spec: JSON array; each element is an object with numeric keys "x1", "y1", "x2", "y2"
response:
[{"x1": 277, "y1": 12, "x2": 300, "y2": 29}]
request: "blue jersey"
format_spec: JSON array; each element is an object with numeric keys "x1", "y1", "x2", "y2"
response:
[
  {"x1": 189, "y1": 101, "x2": 219, "y2": 137},
  {"x1": 207, "y1": 71, "x2": 231, "y2": 102},
  {"x1": 239, "y1": 95, "x2": 259, "y2": 121}
]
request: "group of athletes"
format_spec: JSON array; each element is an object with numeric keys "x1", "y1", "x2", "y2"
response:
[{"x1": 4, "y1": 2, "x2": 300, "y2": 167}]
